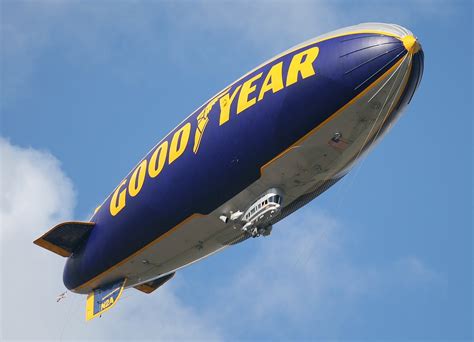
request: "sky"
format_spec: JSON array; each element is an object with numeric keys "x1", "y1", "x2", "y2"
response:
[{"x1": 0, "y1": 0, "x2": 472, "y2": 340}]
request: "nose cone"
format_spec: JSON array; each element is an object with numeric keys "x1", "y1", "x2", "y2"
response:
[
  {"x1": 402, "y1": 35, "x2": 421, "y2": 54},
  {"x1": 336, "y1": 32, "x2": 409, "y2": 93},
  {"x1": 332, "y1": 23, "x2": 424, "y2": 99},
  {"x1": 324, "y1": 23, "x2": 424, "y2": 146},
  {"x1": 397, "y1": 33, "x2": 424, "y2": 105}
]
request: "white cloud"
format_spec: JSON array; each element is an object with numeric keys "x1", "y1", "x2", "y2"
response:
[
  {"x1": 201, "y1": 212, "x2": 361, "y2": 337},
  {"x1": 0, "y1": 137, "x2": 76, "y2": 339},
  {"x1": 0, "y1": 138, "x2": 220, "y2": 340},
  {"x1": 0, "y1": 138, "x2": 76, "y2": 239},
  {"x1": 0, "y1": 138, "x2": 440, "y2": 339},
  {"x1": 392, "y1": 256, "x2": 442, "y2": 286},
  {"x1": 201, "y1": 209, "x2": 441, "y2": 338}
]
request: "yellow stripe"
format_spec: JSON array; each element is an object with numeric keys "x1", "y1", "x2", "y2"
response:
[
  {"x1": 260, "y1": 56, "x2": 406, "y2": 174},
  {"x1": 75, "y1": 30, "x2": 407, "y2": 293},
  {"x1": 102, "y1": 287, "x2": 120, "y2": 300},
  {"x1": 85, "y1": 291, "x2": 95, "y2": 320},
  {"x1": 33, "y1": 221, "x2": 95, "y2": 257},
  {"x1": 134, "y1": 283, "x2": 156, "y2": 294},
  {"x1": 34, "y1": 238, "x2": 71, "y2": 257},
  {"x1": 75, "y1": 214, "x2": 202, "y2": 292},
  {"x1": 225, "y1": 29, "x2": 404, "y2": 95},
  {"x1": 377, "y1": 55, "x2": 413, "y2": 130}
]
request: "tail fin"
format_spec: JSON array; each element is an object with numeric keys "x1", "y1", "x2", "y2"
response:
[
  {"x1": 34, "y1": 221, "x2": 95, "y2": 257},
  {"x1": 86, "y1": 278, "x2": 126, "y2": 321},
  {"x1": 134, "y1": 273, "x2": 175, "y2": 294}
]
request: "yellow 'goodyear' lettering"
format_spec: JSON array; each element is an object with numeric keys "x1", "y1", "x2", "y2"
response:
[
  {"x1": 169, "y1": 123, "x2": 191, "y2": 164},
  {"x1": 128, "y1": 159, "x2": 147, "y2": 197},
  {"x1": 110, "y1": 179, "x2": 127, "y2": 216},
  {"x1": 237, "y1": 73, "x2": 263, "y2": 114},
  {"x1": 286, "y1": 47, "x2": 319, "y2": 86},
  {"x1": 108, "y1": 45, "x2": 320, "y2": 217},
  {"x1": 108, "y1": 124, "x2": 191, "y2": 217},
  {"x1": 219, "y1": 85, "x2": 242, "y2": 126},
  {"x1": 258, "y1": 62, "x2": 284, "y2": 101},
  {"x1": 148, "y1": 141, "x2": 168, "y2": 178}
]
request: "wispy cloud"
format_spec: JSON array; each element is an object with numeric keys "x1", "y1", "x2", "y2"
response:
[
  {"x1": 0, "y1": 137, "x2": 441, "y2": 340},
  {"x1": 0, "y1": 137, "x2": 76, "y2": 339},
  {"x1": 0, "y1": 137, "x2": 76, "y2": 239},
  {"x1": 0, "y1": 138, "x2": 221, "y2": 340},
  {"x1": 198, "y1": 210, "x2": 441, "y2": 339}
]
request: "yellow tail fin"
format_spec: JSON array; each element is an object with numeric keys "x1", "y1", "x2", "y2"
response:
[{"x1": 86, "y1": 278, "x2": 126, "y2": 321}]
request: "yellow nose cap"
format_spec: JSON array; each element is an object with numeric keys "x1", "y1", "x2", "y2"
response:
[{"x1": 402, "y1": 35, "x2": 420, "y2": 54}]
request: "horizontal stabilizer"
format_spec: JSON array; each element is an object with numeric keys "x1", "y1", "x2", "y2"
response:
[
  {"x1": 86, "y1": 278, "x2": 126, "y2": 321},
  {"x1": 134, "y1": 273, "x2": 175, "y2": 294},
  {"x1": 34, "y1": 221, "x2": 95, "y2": 257}
]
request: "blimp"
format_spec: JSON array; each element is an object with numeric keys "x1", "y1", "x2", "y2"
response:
[{"x1": 34, "y1": 23, "x2": 423, "y2": 320}]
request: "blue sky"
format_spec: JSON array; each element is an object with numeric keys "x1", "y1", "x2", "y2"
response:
[{"x1": 1, "y1": 0, "x2": 472, "y2": 340}]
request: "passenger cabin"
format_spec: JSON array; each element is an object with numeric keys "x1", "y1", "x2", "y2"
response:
[{"x1": 243, "y1": 191, "x2": 282, "y2": 226}]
